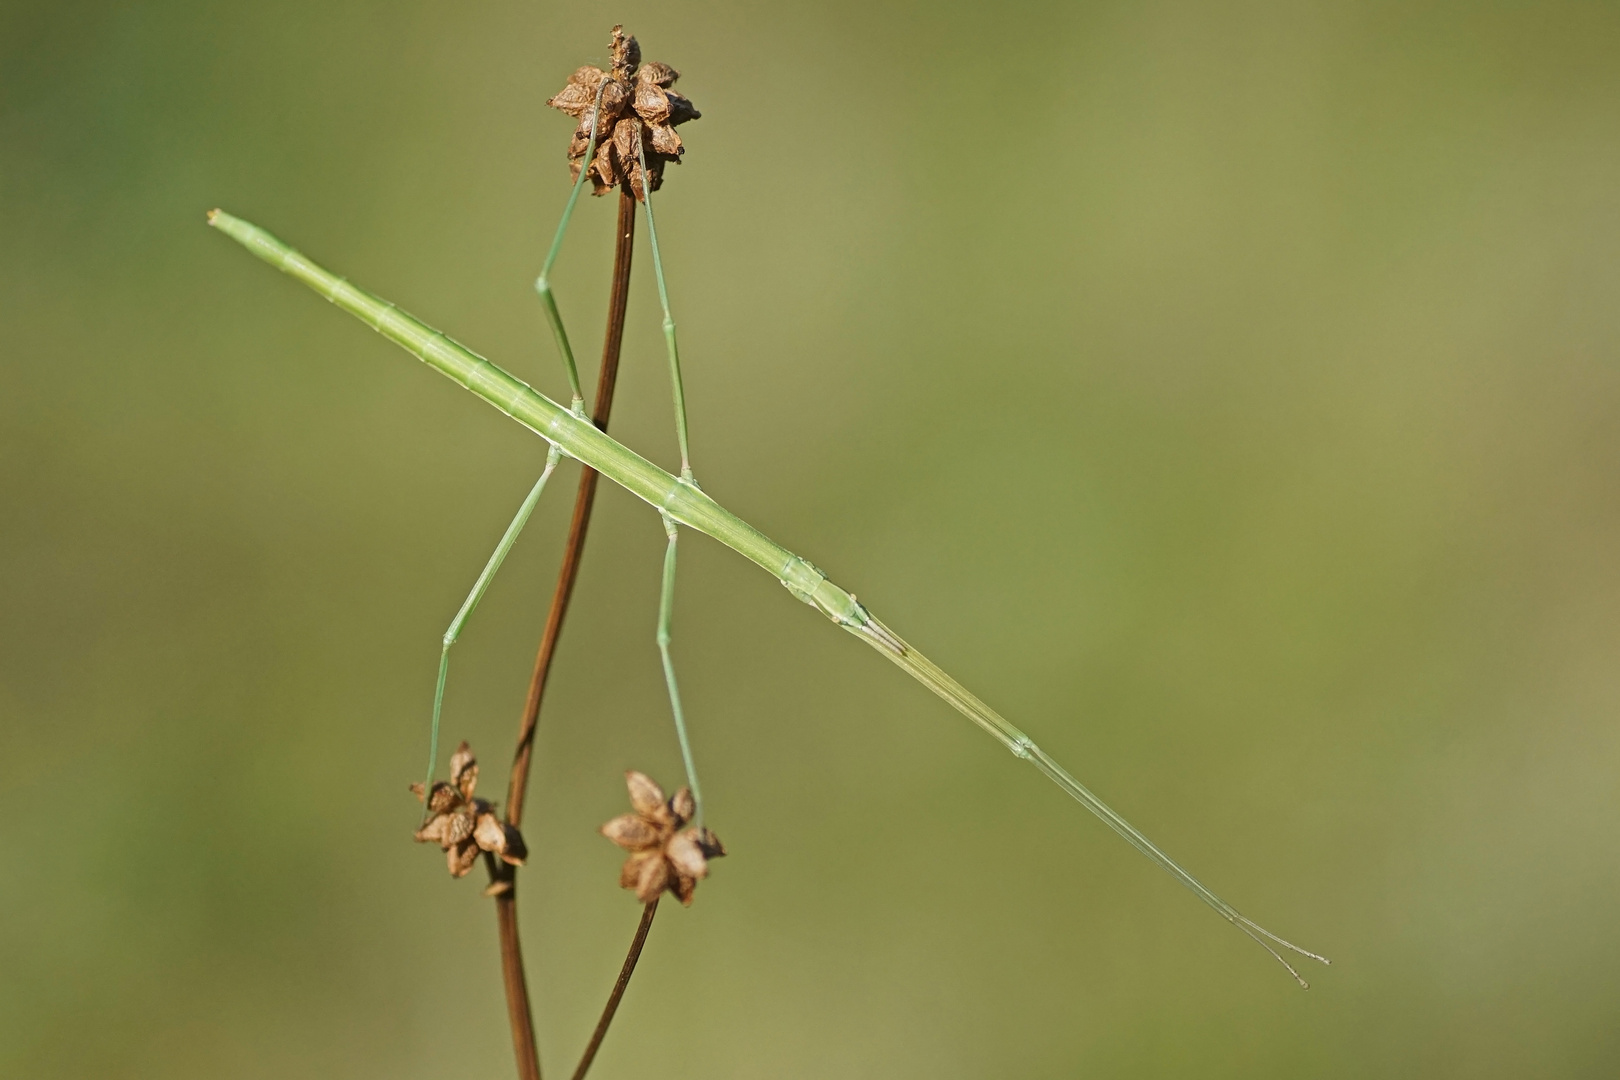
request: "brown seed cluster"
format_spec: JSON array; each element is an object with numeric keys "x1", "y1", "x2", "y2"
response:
[
  {"x1": 600, "y1": 770, "x2": 725, "y2": 906},
  {"x1": 411, "y1": 742, "x2": 528, "y2": 878},
  {"x1": 547, "y1": 25, "x2": 700, "y2": 200}
]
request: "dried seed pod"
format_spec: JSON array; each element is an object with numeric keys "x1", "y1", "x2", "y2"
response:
[
  {"x1": 665, "y1": 829, "x2": 708, "y2": 880},
  {"x1": 447, "y1": 837, "x2": 480, "y2": 878},
  {"x1": 599, "y1": 769, "x2": 724, "y2": 906},
  {"x1": 450, "y1": 742, "x2": 479, "y2": 801},
  {"x1": 602, "y1": 813, "x2": 662, "y2": 850},
  {"x1": 633, "y1": 850, "x2": 671, "y2": 903},
  {"x1": 546, "y1": 25, "x2": 700, "y2": 199},
  {"x1": 410, "y1": 743, "x2": 531, "y2": 877},
  {"x1": 442, "y1": 808, "x2": 475, "y2": 847},
  {"x1": 625, "y1": 770, "x2": 667, "y2": 818},
  {"x1": 414, "y1": 814, "x2": 451, "y2": 846},
  {"x1": 474, "y1": 811, "x2": 508, "y2": 856},
  {"x1": 412, "y1": 780, "x2": 461, "y2": 815},
  {"x1": 669, "y1": 786, "x2": 696, "y2": 826}
]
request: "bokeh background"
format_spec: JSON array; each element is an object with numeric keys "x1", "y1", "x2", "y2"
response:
[{"x1": 4, "y1": 1, "x2": 1619, "y2": 1076}]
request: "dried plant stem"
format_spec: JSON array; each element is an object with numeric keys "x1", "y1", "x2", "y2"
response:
[
  {"x1": 571, "y1": 901, "x2": 659, "y2": 1080},
  {"x1": 494, "y1": 861, "x2": 544, "y2": 1080},
  {"x1": 490, "y1": 187, "x2": 637, "y2": 1080},
  {"x1": 507, "y1": 187, "x2": 637, "y2": 825}
]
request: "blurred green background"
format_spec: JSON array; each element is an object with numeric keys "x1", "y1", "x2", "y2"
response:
[{"x1": 4, "y1": 1, "x2": 1619, "y2": 1076}]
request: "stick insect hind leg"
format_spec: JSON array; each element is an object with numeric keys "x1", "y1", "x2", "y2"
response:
[{"x1": 636, "y1": 137, "x2": 708, "y2": 810}]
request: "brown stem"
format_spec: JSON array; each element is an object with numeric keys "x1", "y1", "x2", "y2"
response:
[
  {"x1": 571, "y1": 901, "x2": 659, "y2": 1080},
  {"x1": 491, "y1": 186, "x2": 638, "y2": 1080},
  {"x1": 507, "y1": 185, "x2": 637, "y2": 826},
  {"x1": 494, "y1": 866, "x2": 544, "y2": 1080}
]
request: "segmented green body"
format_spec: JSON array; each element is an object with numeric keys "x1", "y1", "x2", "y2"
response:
[{"x1": 209, "y1": 208, "x2": 1328, "y2": 986}]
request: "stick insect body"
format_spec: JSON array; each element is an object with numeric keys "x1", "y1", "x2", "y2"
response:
[{"x1": 208, "y1": 87, "x2": 1329, "y2": 985}]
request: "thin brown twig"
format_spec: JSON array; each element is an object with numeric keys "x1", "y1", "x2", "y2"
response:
[
  {"x1": 491, "y1": 852, "x2": 544, "y2": 1080},
  {"x1": 491, "y1": 186, "x2": 638, "y2": 1080},
  {"x1": 571, "y1": 901, "x2": 659, "y2": 1080},
  {"x1": 506, "y1": 185, "x2": 637, "y2": 827}
]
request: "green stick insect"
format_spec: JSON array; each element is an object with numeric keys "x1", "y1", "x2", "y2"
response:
[{"x1": 206, "y1": 28, "x2": 1330, "y2": 987}]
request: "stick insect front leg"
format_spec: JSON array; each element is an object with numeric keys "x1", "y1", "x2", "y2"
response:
[
  {"x1": 421, "y1": 445, "x2": 563, "y2": 804},
  {"x1": 535, "y1": 83, "x2": 608, "y2": 415}
]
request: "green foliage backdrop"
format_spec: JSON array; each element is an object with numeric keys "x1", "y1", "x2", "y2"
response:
[{"x1": 3, "y1": 1, "x2": 1618, "y2": 1076}]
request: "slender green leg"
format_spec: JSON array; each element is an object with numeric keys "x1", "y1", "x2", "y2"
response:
[
  {"x1": 635, "y1": 138, "x2": 694, "y2": 481},
  {"x1": 535, "y1": 83, "x2": 608, "y2": 415},
  {"x1": 656, "y1": 512, "x2": 704, "y2": 826},
  {"x1": 636, "y1": 138, "x2": 705, "y2": 816},
  {"x1": 422, "y1": 446, "x2": 563, "y2": 804}
]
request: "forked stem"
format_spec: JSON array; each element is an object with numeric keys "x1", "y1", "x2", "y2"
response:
[{"x1": 571, "y1": 900, "x2": 660, "y2": 1080}]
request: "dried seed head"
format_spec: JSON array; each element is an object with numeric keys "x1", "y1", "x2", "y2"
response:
[
  {"x1": 547, "y1": 25, "x2": 700, "y2": 200},
  {"x1": 410, "y1": 742, "x2": 529, "y2": 877},
  {"x1": 601, "y1": 769, "x2": 725, "y2": 906}
]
